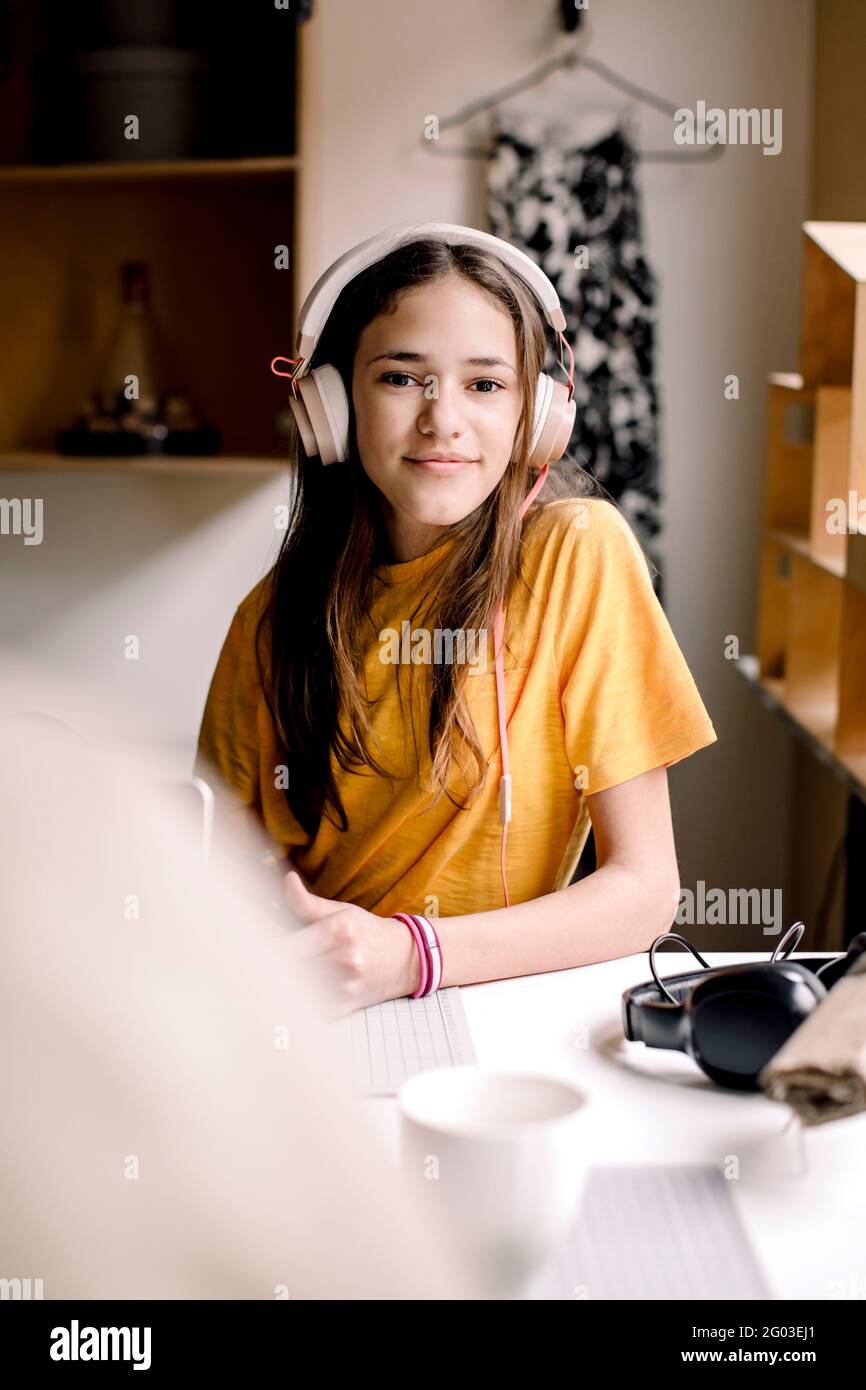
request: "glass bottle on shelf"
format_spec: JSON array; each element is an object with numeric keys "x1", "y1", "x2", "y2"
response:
[{"x1": 59, "y1": 261, "x2": 220, "y2": 456}]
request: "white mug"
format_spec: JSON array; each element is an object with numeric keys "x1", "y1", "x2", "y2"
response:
[{"x1": 399, "y1": 1066, "x2": 588, "y2": 1297}]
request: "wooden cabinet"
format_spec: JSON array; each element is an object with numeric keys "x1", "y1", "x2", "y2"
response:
[
  {"x1": 0, "y1": 1, "x2": 305, "y2": 473},
  {"x1": 750, "y1": 223, "x2": 866, "y2": 797}
]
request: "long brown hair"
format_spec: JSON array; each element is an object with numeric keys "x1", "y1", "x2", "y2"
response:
[{"x1": 256, "y1": 237, "x2": 607, "y2": 839}]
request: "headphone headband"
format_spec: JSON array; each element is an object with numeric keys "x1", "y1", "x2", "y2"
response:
[{"x1": 294, "y1": 221, "x2": 567, "y2": 367}]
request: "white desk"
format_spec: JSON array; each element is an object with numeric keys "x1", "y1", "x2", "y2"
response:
[{"x1": 366, "y1": 950, "x2": 866, "y2": 1301}]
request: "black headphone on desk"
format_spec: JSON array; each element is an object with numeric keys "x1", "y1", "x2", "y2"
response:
[{"x1": 621, "y1": 923, "x2": 866, "y2": 1091}]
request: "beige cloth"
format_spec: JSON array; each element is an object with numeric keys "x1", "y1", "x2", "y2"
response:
[
  {"x1": 759, "y1": 955, "x2": 866, "y2": 1126},
  {"x1": 0, "y1": 654, "x2": 479, "y2": 1300}
]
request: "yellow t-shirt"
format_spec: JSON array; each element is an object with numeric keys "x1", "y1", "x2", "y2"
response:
[{"x1": 196, "y1": 498, "x2": 717, "y2": 918}]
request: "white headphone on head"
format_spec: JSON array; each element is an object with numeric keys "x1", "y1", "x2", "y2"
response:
[{"x1": 272, "y1": 221, "x2": 577, "y2": 468}]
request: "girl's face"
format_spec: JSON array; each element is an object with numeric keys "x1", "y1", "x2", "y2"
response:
[{"x1": 351, "y1": 273, "x2": 525, "y2": 563}]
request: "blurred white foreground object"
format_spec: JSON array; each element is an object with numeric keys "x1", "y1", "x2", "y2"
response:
[{"x1": 0, "y1": 651, "x2": 479, "y2": 1300}]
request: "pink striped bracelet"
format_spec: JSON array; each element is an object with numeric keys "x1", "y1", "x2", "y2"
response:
[
  {"x1": 392, "y1": 912, "x2": 428, "y2": 998},
  {"x1": 411, "y1": 914, "x2": 443, "y2": 994},
  {"x1": 392, "y1": 912, "x2": 443, "y2": 998}
]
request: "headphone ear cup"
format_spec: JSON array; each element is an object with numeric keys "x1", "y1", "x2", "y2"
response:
[
  {"x1": 289, "y1": 364, "x2": 350, "y2": 464},
  {"x1": 289, "y1": 387, "x2": 317, "y2": 458},
  {"x1": 528, "y1": 374, "x2": 576, "y2": 469}
]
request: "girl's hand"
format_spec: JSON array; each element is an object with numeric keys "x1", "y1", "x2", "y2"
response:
[{"x1": 281, "y1": 870, "x2": 420, "y2": 1017}]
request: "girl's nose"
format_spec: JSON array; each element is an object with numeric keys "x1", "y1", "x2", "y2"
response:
[{"x1": 415, "y1": 378, "x2": 468, "y2": 437}]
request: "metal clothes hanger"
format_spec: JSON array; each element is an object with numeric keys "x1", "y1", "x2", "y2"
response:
[{"x1": 420, "y1": 14, "x2": 726, "y2": 165}]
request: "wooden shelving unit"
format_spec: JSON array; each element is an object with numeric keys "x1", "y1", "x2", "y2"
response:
[
  {"x1": 0, "y1": 156, "x2": 300, "y2": 187},
  {"x1": 744, "y1": 222, "x2": 866, "y2": 797},
  {"x1": 0, "y1": 449, "x2": 290, "y2": 476},
  {"x1": 0, "y1": 4, "x2": 302, "y2": 469}
]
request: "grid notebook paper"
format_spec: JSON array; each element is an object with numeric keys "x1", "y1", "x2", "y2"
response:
[
  {"x1": 527, "y1": 1165, "x2": 773, "y2": 1301},
  {"x1": 341, "y1": 987, "x2": 477, "y2": 1096}
]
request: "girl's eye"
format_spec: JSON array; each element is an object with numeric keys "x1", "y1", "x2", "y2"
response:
[
  {"x1": 379, "y1": 373, "x2": 505, "y2": 393},
  {"x1": 381, "y1": 372, "x2": 418, "y2": 387},
  {"x1": 470, "y1": 379, "x2": 504, "y2": 393}
]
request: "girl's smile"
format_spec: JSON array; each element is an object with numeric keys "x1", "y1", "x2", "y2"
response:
[{"x1": 401, "y1": 455, "x2": 478, "y2": 475}]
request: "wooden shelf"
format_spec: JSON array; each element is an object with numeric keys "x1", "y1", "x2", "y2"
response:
[
  {"x1": 0, "y1": 156, "x2": 300, "y2": 187},
  {"x1": 0, "y1": 4, "x2": 304, "y2": 466},
  {"x1": 800, "y1": 223, "x2": 865, "y2": 385},
  {"x1": 803, "y1": 220, "x2": 866, "y2": 283},
  {"x1": 0, "y1": 450, "x2": 290, "y2": 476},
  {"x1": 763, "y1": 377, "x2": 814, "y2": 534},
  {"x1": 0, "y1": 178, "x2": 295, "y2": 456},
  {"x1": 753, "y1": 222, "x2": 866, "y2": 795},
  {"x1": 765, "y1": 526, "x2": 846, "y2": 578},
  {"x1": 736, "y1": 665, "x2": 866, "y2": 802}
]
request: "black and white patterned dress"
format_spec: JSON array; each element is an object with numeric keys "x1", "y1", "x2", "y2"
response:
[{"x1": 487, "y1": 114, "x2": 664, "y2": 600}]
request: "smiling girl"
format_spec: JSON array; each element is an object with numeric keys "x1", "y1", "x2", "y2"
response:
[{"x1": 196, "y1": 223, "x2": 717, "y2": 1015}]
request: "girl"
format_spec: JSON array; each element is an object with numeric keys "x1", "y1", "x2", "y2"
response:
[{"x1": 196, "y1": 225, "x2": 717, "y2": 1016}]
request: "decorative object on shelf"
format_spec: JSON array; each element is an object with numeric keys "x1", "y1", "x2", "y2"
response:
[
  {"x1": 77, "y1": 45, "x2": 207, "y2": 161},
  {"x1": 57, "y1": 260, "x2": 220, "y2": 457},
  {"x1": 28, "y1": 1, "x2": 298, "y2": 164},
  {"x1": 96, "y1": 0, "x2": 180, "y2": 46}
]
